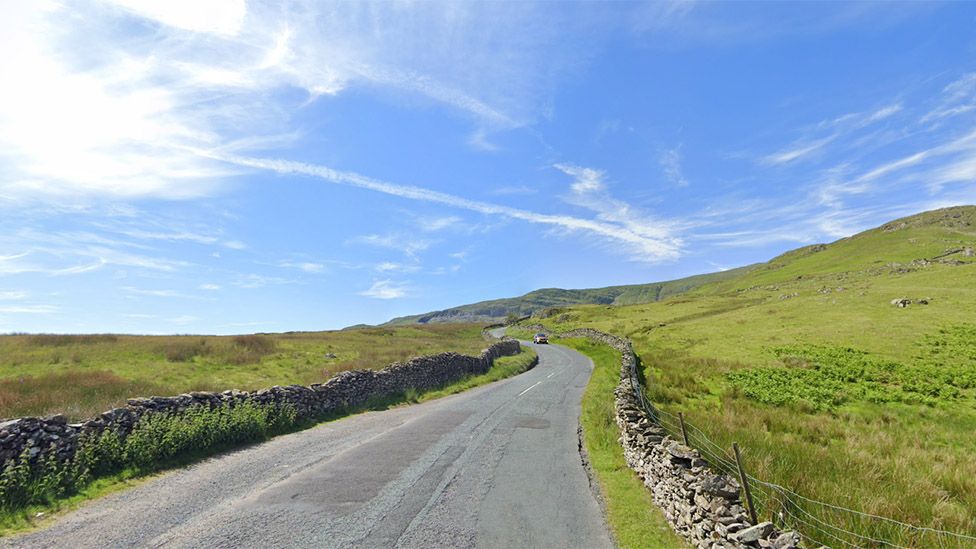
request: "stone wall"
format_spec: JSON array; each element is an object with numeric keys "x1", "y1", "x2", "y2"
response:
[
  {"x1": 559, "y1": 327, "x2": 802, "y2": 549},
  {"x1": 0, "y1": 339, "x2": 523, "y2": 470}
]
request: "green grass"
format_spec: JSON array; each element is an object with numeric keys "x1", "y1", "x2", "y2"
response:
[
  {"x1": 560, "y1": 337, "x2": 686, "y2": 548},
  {"x1": 0, "y1": 324, "x2": 489, "y2": 420},
  {"x1": 514, "y1": 206, "x2": 976, "y2": 544},
  {"x1": 0, "y1": 346, "x2": 537, "y2": 536}
]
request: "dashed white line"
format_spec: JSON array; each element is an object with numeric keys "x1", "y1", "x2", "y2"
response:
[
  {"x1": 518, "y1": 381, "x2": 543, "y2": 397},
  {"x1": 546, "y1": 372, "x2": 555, "y2": 378}
]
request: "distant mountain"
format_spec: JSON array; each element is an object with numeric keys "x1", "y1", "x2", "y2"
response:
[{"x1": 383, "y1": 265, "x2": 758, "y2": 325}]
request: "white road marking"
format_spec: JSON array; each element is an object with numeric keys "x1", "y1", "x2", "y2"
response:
[
  {"x1": 546, "y1": 372, "x2": 555, "y2": 378},
  {"x1": 518, "y1": 381, "x2": 543, "y2": 397}
]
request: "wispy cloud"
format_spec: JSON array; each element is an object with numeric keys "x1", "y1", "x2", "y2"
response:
[
  {"x1": 659, "y1": 148, "x2": 690, "y2": 187},
  {"x1": 554, "y1": 163, "x2": 683, "y2": 261},
  {"x1": 232, "y1": 274, "x2": 295, "y2": 289},
  {"x1": 0, "y1": 291, "x2": 29, "y2": 300},
  {"x1": 762, "y1": 103, "x2": 903, "y2": 166},
  {"x1": 921, "y1": 73, "x2": 976, "y2": 125},
  {"x1": 359, "y1": 279, "x2": 409, "y2": 299},
  {"x1": 278, "y1": 261, "x2": 326, "y2": 274},
  {"x1": 376, "y1": 262, "x2": 421, "y2": 274},
  {"x1": 762, "y1": 136, "x2": 835, "y2": 165},
  {"x1": 122, "y1": 287, "x2": 196, "y2": 299},
  {"x1": 211, "y1": 153, "x2": 682, "y2": 262},
  {"x1": 0, "y1": 0, "x2": 612, "y2": 206},
  {"x1": 418, "y1": 216, "x2": 462, "y2": 232},
  {"x1": 350, "y1": 234, "x2": 434, "y2": 258},
  {"x1": 489, "y1": 185, "x2": 538, "y2": 196},
  {"x1": 116, "y1": 229, "x2": 245, "y2": 250},
  {"x1": 0, "y1": 304, "x2": 58, "y2": 314}
]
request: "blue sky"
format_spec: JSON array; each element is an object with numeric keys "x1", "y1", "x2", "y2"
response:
[{"x1": 1, "y1": 1, "x2": 976, "y2": 334}]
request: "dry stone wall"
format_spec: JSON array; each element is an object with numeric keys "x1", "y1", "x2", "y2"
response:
[
  {"x1": 559, "y1": 327, "x2": 803, "y2": 549},
  {"x1": 0, "y1": 339, "x2": 522, "y2": 470}
]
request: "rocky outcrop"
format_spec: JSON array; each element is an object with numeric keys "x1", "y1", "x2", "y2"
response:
[
  {"x1": 0, "y1": 339, "x2": 523, "y2": 470},
  {"x1": 890, "y1": 297, "x2": 930, "y2": 308},
  {"x1": 558, "y1": 327, "x2": 800, "y2": 549}
]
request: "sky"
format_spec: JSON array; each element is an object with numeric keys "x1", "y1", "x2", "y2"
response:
[{"x1": 1, "y1": 1, "x2": 976, "y2": 334}]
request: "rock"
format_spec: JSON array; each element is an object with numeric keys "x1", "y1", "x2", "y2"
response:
[
  {"x1": 702, "y1": 474, "x2": 741, "y2": 499},
  {"x1": 0, "y1": 419, "x2": 23, "y2": 431},
  {"x1": 964, "y1": 247, "x2": 974, "y2": 257},
  {"x1": 324, "y1": 353, "x2": 337, "y2": 359},
  {"x1": 44, "y1": 414, "x2": 67, "y2": 425},
  {"x1": 733, "y1": 521, "x2": 774, "y2": 544},
  {"x1": 667, "y1": 441, "x2": 697, "y2": 465},
  {"x1": 890, "y1": 297, "x2": 911, "y2": 307},
  {"x1": 772, "y1": 531, "x2": 800, "y2": 549}
]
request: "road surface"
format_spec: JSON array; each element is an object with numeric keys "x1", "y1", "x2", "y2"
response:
[{"x1": 5, "y1": 340, "x2": 612, "y2": 549}]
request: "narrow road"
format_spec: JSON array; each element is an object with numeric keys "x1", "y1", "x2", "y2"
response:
[{"x1": 5, "y1": 341, "x2": 612, "y2": 549}]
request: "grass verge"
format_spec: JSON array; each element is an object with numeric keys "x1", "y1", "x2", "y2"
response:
[
  {"x1": 560, "y1": 337, "x2": 686, "y2": 549},
  {"x1": 0, "y1": 347, "x2": 536, "y2": 536}
]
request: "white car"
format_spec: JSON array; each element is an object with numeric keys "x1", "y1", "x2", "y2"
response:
[{"x1": 533, "y1": 333, "x2": 548, "y2": 344}]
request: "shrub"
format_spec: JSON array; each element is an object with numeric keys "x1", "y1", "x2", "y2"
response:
[
  {"x1": 158, "y1": 338, "x2": 210, "y2": 362},
  {"x1": 232, "y1": 335, "x2": 277, "y2": 354}
]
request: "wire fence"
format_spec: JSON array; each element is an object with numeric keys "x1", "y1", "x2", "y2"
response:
[{"x1": 621, "y1": 341, "x2": 976, "y2": 549}]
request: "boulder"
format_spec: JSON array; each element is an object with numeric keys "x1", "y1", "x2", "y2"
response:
[
  {"x1": 772, "y1": 531, "x2": 800, "y2": 549},
  {"x1": 733, "y1": 521, "x2": 774, "y2": 544}
]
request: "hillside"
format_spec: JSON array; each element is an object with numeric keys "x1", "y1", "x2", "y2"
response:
[
  {"x1": 384, "y1": 265, "x2": 757, "y2": 325},
  {"x1": 511, "y1": 205, "x2": 976, "y2": 543}
]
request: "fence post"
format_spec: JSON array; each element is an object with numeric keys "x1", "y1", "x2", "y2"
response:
[
  {"x1": 678, "y1": 412, "x2": 690, "y2": 446},
  {"x1": 732, "y1": 442, "x2": 759, "y2": 525}
]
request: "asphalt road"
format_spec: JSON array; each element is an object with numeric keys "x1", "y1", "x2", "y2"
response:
[{"x1": 5, "y1": 340, "x2": 612, "y2": 549}]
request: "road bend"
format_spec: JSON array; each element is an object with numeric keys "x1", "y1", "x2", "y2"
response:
[{"x1": 5, "y1": 341, "x2": 612, "y2": 549}]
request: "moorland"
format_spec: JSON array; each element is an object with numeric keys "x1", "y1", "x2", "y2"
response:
[
  {"x1": 514, "y1": 206, "x2": 976, "y2": 541},
  {"x1": 0, "y1": 324, "x2": 489, "y2": 420}
]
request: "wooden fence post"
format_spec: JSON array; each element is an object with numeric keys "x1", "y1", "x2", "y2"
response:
[
  {"x1": 733, "y1": 442, "x2": 759, "y2": 525},
  {"x1": 678, "y1": 412, "x2": 690, "y2": 447}
]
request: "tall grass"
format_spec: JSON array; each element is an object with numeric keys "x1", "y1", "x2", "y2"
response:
[{"x1": 0, "y1": 371, "x2": 165, "y2": 420}]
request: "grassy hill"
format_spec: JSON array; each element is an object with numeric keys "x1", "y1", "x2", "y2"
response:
[
  {"x1": 511, "y1": 205, "x2": 976, "y2": 542},
  {"x1": 384, "y1": 265, "x2": 757, "y2": 325}
]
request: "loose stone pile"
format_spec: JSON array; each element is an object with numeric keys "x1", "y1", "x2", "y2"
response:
[
  {"x1": 0, "y1": 339, "x2": 524, "y2": 470},
  {"x1": 560, "y1": 327, "x2": 804, "y2": 549}
]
